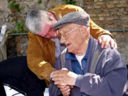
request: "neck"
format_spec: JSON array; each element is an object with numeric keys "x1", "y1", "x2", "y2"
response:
[{"x1": 75, "y1": 37, "x2": 90, "y2": 56}]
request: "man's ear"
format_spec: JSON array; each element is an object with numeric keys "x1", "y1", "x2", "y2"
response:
[
  {"x1": 79, "y1": 26, "x2": 86, "y2": 34},
  {"x1": 80, "y1": 26, "x2": 90, "y2": 39}
]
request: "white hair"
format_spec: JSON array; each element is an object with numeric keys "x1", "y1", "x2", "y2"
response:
[{"x1": 25, "y1": 9, "x2": 48, "y2": 34}]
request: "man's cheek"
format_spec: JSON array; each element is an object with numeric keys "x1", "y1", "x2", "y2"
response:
[
  {"x1": 38, "y1": 31, "x2": 46, "y2": 37},
  {"x1": 39, "y1": 27, "x2": 49, "y2": 37},
  {"x1": 46, "y1": 35, "x2": 50, "y2": 38},
  {"x1": 48, "y1": 30, "x2": 57, "y2": 37}
]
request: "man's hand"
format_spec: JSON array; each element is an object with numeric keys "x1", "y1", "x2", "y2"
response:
[
  {"x1": 98, "y1": 35, "x2": 117, "y2": 48},
  {"x1": 51, "y1": 70, "x2": 78, "y2": 86},
  {"x1": 57, "y1": 85, "x2": 71, "y2": 96}
]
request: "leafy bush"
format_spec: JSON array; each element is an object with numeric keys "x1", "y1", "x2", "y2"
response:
[
  {"x1": 38, "y1": 0, "x2": 42, "y2": 4},
  {"x1": 8, "y1": 0, "x2": 23, "y2": 12},
  {"x1": 63, "y1": 0, "x2": 76, "y2": 4},
  {"x1": 12, "y1": 20, "x2": 28, "y2": 33}
]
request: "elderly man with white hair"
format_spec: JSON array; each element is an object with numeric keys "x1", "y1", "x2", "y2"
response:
[{"x1": 50, "y1": 12, "x2": 127, "y2": 96}]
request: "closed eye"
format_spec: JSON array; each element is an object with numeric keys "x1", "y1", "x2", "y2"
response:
[{"x1": 48, "y1": 17, "x2": 53, "y2": 21}]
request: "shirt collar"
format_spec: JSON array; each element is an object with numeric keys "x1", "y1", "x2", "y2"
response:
[{"x1": 65, "y1": 38, "x2": 91, "y2": 60}]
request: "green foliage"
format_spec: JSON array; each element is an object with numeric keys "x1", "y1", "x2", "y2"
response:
[
  {"x1": 12, "y1": 20, "x2": 28, "y2": 33},
  {"x1": 38, "y1": 0, "x2": 42, "y2": 4},
  {"x1": 8, "y1": 0, "x2": 23, "y2": 12},
  {"x1": 63, "y1": 0, "x2": 76, "y2": 4}
]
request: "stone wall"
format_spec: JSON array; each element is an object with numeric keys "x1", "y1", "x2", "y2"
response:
[
  {"x1": 83, "y1": 0, "x2": 128, "y2": 30},
  {"x1": 113, "y1": 32, "x2": 128, "y2": 64},
  {"x1": 1, "y1": 0, "x2": 128, "y2": 32}
]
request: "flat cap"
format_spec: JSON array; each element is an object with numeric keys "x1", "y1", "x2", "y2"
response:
[{"x1": 54, "y1": 12, "x2": 90, "y2": 30}]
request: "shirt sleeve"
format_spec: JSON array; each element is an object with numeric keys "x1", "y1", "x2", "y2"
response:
[{"x1": 27, "y1": 32, "x2": 55, "y2": 83}]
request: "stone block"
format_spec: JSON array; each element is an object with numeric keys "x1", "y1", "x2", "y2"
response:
[
  {"x1": 122, "y1": 16, "x2": 128, "y2": 20},
  {"x1": 107, "y1": 4, "x2": 115, "y2": 8},
  {"x1": 116, "y1": 3, "x2": 127, "y2": 7},
  {"x1": 94, "y1": 5, "x2": 101, "y2": 8},
  {"x1": 106, "y1": 17, "x2": 114, "y2": 20},
  {"x1": 87, "y1": 6, "x2": 94, "y2": 9},
  {"x1": 119, "y1": 0, "x2": 127, "y2": 4},
  {"x1": 94, "y1": 0, "x2": 98, "y2": 2},
  {"x1": 92, "y1": 17, "x2": 99, "y2": 21},
  {"x1": 122, "y1": 25, "x2": 128, "y2": 28},
  {"x1": 86, "y1": 0, "x2": 94, "y2": 2},
  {"x1": 90, "y1": 14, "x2": 97, "y2": 17},
  {"x1": 113, "y1": 0, "x2": 120, "y2": 4},
  {"x1": 99, "y1": 17, "x2": 104, "y2": 20},
  {"x1": 96, "y1": 2, "x2": 104, "y2": 5},
  {"x1": 98, "y1": 13, "x2": 109, "y2": 17}
]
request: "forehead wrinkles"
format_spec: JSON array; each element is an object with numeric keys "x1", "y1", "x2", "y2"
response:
[
  {"x1": 59, "y1": 24, "x2": 79, "y2": 34},
  {"x1": 60, "y1": 25, "x2": 73, "y2": 31}
]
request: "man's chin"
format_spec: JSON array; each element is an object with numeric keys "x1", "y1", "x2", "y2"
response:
[
  {"x1": 67, "y1": 49, "x2": 73, "y2": 53},
  {"x1": 48, "y1": 34, "x2": 59, "y2": 38},
  {"x1": 45, "y1": 35, "x2": 51, "y2": 39}
]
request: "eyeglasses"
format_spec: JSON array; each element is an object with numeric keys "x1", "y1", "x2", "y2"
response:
[{"x1": 59, "y1": 26, "x2": 79, "y2": 39}]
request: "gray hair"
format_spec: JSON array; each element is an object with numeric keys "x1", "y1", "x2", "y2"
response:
[
  {"x1": 25, "y1": 9, "x2": 48, "y2": 34},
  {"x1": 54, "y1": 12, "x2": 90, "y2": 30}
]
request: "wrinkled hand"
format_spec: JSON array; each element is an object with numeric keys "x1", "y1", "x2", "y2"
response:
[
  {"x1": 57, "y1": 85, "x2": 71, "y2": 96},
  {"x1": 51, "y1": 70, "x2": 78, "y2": 86},
  {"x1": 98, "y1": 35, "x2": 117, "y2": 48}
]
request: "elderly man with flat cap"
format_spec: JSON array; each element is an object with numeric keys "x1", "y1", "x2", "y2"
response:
[{"x1": 50, "y1": 12, "x2": 127, "y2": 96}]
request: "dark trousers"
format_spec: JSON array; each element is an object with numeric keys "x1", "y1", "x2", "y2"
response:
[{"x1": 0, "y1": 56, "x2": 46, "y2": 96}]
